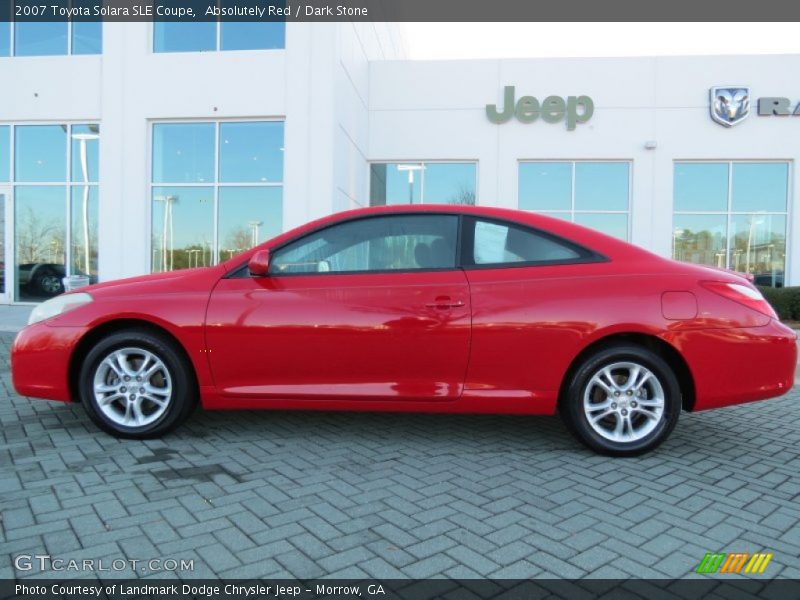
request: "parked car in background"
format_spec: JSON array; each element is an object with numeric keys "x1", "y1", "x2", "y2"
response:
[{"x1": 10, "y1": 206, "x2": 797, "y2": 455}]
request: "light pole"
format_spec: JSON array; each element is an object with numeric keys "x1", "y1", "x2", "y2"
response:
[
  {"x1": 153, "y1": 195, "x2": 177, "y2": 271},
  {"x1": 71, "y1": 132, "x2": 100, "y2": 277},
  {"x1": 396, "y1": 164, "x2": 425, "y2": 204},
  {"x1": 248, "y1": 220, "x2": 262, "y2": 247},
  {"x1": 746, "y1": 217, "x2": 765, "y2": 275}
]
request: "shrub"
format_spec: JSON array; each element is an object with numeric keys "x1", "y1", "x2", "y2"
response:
[{"x1": 758, "y1": 286, "x2": 799, "y2": 320}]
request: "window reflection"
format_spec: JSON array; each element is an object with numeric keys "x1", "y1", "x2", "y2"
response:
[
  {"x1": 673, "y1": 162, "x2": 728, "y2": 212},
  {"x1": 730, "y1": 214, "x2": 786, "y2": 287},
  {"x1": 152, "y1": 123, "x2": 215, "y2": 184},
  {"x1": 15, "y1": 186, "x2": 67, "y2": 301},
  {"x1": 369, "y1": 162, "x2": 476, "y2": 206},
  {"x1": 519, "y1": 162, "x2": 571, "y2": 211},
  {"x1": 520, "y1": 161, "x2": 631, "y2": 240},
  {"x1": 70, "y1": 186, "x2": 98, "y2": 280},
  {"x1": 15, "y1": 125, "x2": 67, "y2": 182},
  {"x1": 219, "y1": 122, "x2": 284, "y2": 183},
  {"x1": 672, "y1": 215, "x2": 728, "y2": 268},
  {"x1": 15, "y1": 23, "x2": 68, "y2": 56},
  {"x1": 732, "y1": 163, "x2": 788, "y2": 213},
  {"x1": 218, "y1": 187, "x2": 282, "y2": 261},
  {"x1": 154, "y1": 23, "x2": 216, "y2": 53},
  {"x1": 220, "y1": 22, "x2": 285, "y2": 51},
  {"x1": 151, "y1": 187, "x2": 214, "y2": 272},
  {"x1": 71, "y1": 125, "x2": 100, "y2": 183},
  {"x1": 673, "y1": 162, "x2": 788, "y2": 287},
  {"x1": 151, "y1": 121, "x2": 285, "y2": 272},
  {"x1": 575, "y1": 162, "x2": 629, "y2": 211},
  {"x1": 72, "y1": 22, "x2": 102, "y2": 55}
]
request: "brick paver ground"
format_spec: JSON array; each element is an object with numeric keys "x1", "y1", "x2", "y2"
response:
[{"x1": 1, "y1": 331, "x2": 799, "y2": 580}]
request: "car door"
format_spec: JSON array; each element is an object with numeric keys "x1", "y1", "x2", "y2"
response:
[
  {"x1": 460, "y1": 216, "x2": 604, "y2": 404},
  {"x1": 205, "y1": 213, "x2": 471, "y2": 402}
]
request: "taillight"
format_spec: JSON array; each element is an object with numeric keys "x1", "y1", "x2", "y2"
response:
[{"x1": 701, "y1": 281, "x2": 777, "y2": 319}]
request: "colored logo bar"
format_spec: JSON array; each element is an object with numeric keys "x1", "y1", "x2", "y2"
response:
[{"x1": 696, "y1": 552, "x2": 773, "y2": 574}]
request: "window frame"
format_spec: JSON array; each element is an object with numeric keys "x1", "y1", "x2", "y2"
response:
[
  {"x1": 368, "y1": 160, "x2": 479, "y2": 206},
  {"x1": 672, "y1": 160, "x2": 791, "y2": 280},
  {"x1": 227, "y1": 212, "x2": 606, "y2": 279},
  {"x1": 517, "y1": 159, "x2": 633, "y2": 241},
  {"x1": 8, "y1": 22, "x2": 101, "y2": 57},
  {"x1": 147, "y1": 118, "x2": 285, "y2": 272}
]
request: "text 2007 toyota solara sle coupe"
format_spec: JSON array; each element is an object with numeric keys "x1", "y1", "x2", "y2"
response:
[{"x1": 11, "y1": 205, "x2": 797, "y2": 455}]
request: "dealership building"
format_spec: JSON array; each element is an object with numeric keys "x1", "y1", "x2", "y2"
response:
[{"x1": 0, "y1": 21, "x2": 798, "y2": 302}]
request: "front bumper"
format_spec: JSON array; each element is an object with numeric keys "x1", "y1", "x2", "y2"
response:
[
  {"x1": 11, "y1": 322, "x2": 88, "y2": 402},
  {"x1": 672, "y1": 319, "x2": 797, "y2": 411}
]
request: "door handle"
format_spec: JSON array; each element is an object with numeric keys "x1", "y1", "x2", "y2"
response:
[{"x1": 425, "y1": 296, "x2": 465, "y2": 309}]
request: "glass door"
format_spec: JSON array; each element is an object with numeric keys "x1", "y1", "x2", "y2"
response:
[{"x1": 0, "y1": 186, "x2": 9, "y2": 303}]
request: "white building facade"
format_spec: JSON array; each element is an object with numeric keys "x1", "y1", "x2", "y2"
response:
[{"x1": 0, "y1": 22, "x2": 798, "y2": 302}]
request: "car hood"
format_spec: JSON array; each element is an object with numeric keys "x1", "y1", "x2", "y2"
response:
[{"x1": 74, "y1": 266, "x2": 224, "y2": 299}]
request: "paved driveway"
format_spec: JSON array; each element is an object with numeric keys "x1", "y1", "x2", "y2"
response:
[{"x1": 1, "y1": 331, "x2": 799, "y2": 580}]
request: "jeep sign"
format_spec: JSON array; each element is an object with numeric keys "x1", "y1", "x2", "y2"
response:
[{"x1": 486, "y1": 86, "x2": 594, "y2": 130}]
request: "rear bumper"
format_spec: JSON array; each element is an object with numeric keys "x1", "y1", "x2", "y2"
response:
[
  {"x1": 11, "y1": 322, "x2": 87, "y2": 402},
  {"x1": 673, "y1": 319, "x2": 797, "y2": 411}
]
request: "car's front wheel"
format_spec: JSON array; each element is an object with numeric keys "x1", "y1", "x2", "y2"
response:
[
  {"x1": 79, "y1": 329, "x2": 196, "y2": 438},
  {"x1": 560, "y1": 344, "x2": 681, "y2": 456}
]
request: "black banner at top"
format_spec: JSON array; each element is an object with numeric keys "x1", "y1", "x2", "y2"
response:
[{"x1": 3, "y1": 0, "x2": 800, "y2": 22}]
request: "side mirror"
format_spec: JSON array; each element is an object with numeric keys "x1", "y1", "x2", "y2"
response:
[{"x1": 248, "y1": 250, "x2": 270, "y2": 277}]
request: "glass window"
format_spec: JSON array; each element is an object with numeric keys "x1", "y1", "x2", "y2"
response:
[
  {"x1": 574, "y1": 162, "x2": 629, "y2": 211},
  {"x1": 219, "y1": 122, "x2": 284, "y2": 183},
  {"x1": 674, "y1": 162, "x2": 728, "y2": 212},
  {"x1": 15, "y1": 23, "x2": 68, "y2": 56},
  {"x1": 369, "y1": 162, "x2": 476, "y2": 206},
  {"x1": 72, "y1": 22, "x2": 102, "y2": 55},
  {"x1": 9, "y1": 124, "x2": 100, "y2": 300},
  {"x1": 672, "y1": 215, "x2": 728, "y2": 268},
  {"x1": 0, "y1": 22, "x2": 10, "y2": 57},
  {"x1": 15, "y1": 125, "x2": 67, "y2": 182},
  {"x1": 673, "y1": 161, "x2": 788, "y2": 286},
  {"x1": 519, "y1": 161, "x2": 631, "y2": 240},
  {"x1": 220, "y1": 22, "x2": 286, "y2": 51},
  {"x1": 151, "y1": 187, "x2": 214, "y2": 272},
  {"x1": 15, "y1": 186, "x2": 67, "y2": 301},
  {"x1": 473, "y1": 220, "x2": 580, "y2": 265},
  {"x1": 271, "y1": 215, "x2": 459, "y2": 274},
  {"x1": 71, "y1": 124, "x2": 100, "y2": 183},
  {"x1": 152, "y1": 123, "x2": 215, "y2": 184},
  {"x1": 573, "y1": 213, "x2": 628, "y2": 241},
  {"x1": 729, "y1": 214, "x2": 786, "y2": 287},
  {"x1": 519, "y1": 162, "x2": 571, "y2": 211},
  {"x1": 0, "y1": 126, "x2": 9, "y2": 182},
  {"x1": 71, "y1": 185, "x2": 98, "y2": 280},
  {"x1": 151, "y1": 121, "x2": 285, "y2": 272},
  {"x1": 155, "y1": 22, "x2": 286, "y2": 52},
  {"x1": 732, "y1": 163, "x2": 788, "y2": 213},
  {"x1": 153, "y1": 23, "x2": 216, "y2": 53},
  {"x1": 218, "y1": 187, "x2": 282, "y2": 261}
]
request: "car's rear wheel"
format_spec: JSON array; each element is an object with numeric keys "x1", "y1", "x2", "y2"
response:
[
  {"x1": 78, "y1": 329, "x2": 196, "y2": 438},
  {"x1": 560, "y1": 344, "x2": 681, "y2": 456}
]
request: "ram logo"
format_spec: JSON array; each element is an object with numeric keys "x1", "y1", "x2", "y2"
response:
[{"x1": 710, "y1": 86, "x2": 750, "y2": 127}]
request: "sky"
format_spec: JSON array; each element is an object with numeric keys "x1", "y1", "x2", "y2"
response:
[{"x1": 402, "y1": 23, "x2": 800, "y2": 60}]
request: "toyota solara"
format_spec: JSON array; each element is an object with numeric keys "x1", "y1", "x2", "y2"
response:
[{"x1": 11, "y1": 205, "x2": 797, "y2": 455}]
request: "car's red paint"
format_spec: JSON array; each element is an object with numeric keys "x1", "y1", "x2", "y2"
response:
[{"x1": 10, "y1": 205, "x2": 797, "y2": 417}]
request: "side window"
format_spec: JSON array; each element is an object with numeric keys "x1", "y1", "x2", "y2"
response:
[
  {"x1": 271, "y1": 215, "x2": 459, "y2": 274},
  {"x1": 472, "y1": 219, "x2": 582, "y2": 265}
]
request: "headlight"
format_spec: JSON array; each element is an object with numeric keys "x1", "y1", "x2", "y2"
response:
[{"x1": 28, "y1": 293, "x2": 94, "y2": 326}]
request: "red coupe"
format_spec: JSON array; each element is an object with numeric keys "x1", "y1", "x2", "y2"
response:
[{"x1": 11, "y1": 205, "x2": 797, "y2": 455}]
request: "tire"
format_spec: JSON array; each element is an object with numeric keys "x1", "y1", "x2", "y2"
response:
[
  {"x1": 33, "y1": 267, "x2": 64, "y2": 297},
  {"x1": 78, "y1": 329, "x2": 197, "y2": 439},
  {"x1": 560, "y1": 344, "x2": 681, "y2": 456}
]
